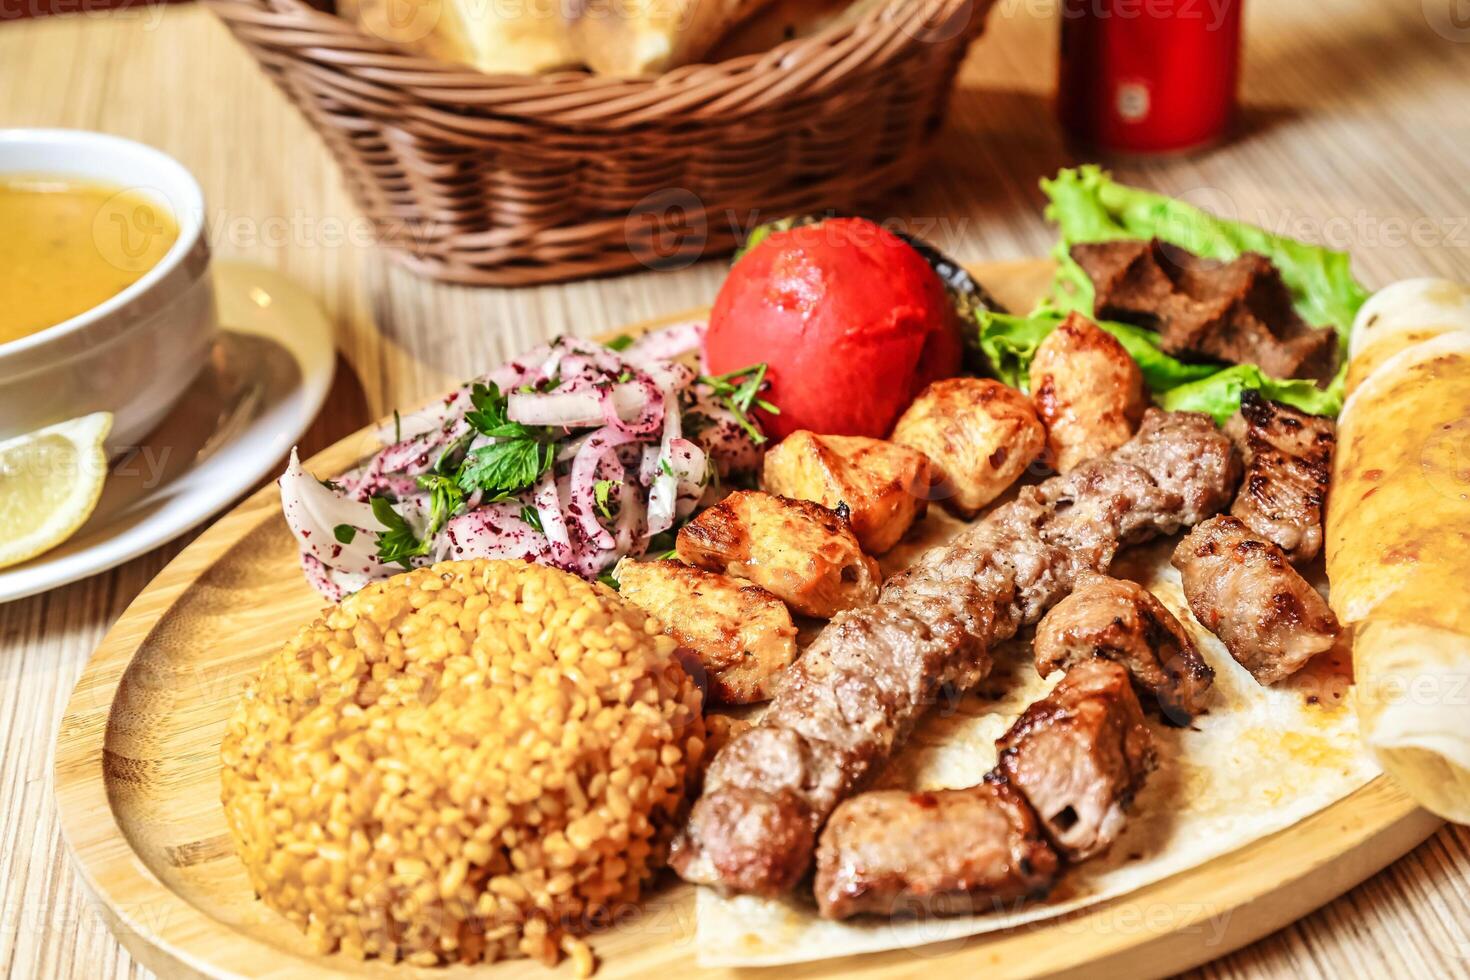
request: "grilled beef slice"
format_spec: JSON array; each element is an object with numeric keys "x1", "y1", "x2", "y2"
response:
[
  {"x1": 814, "y1": 778, "x2": 1059, "y2": 920},
  {"x1": 1071, "y1": 239, "x2": 1338, "y2": 383},
  {"x1": 1034, "y1": 571, "x2": 1213, "y2": 722},
  {"x1": 1224, "y1": 390, "x2": 1335, "y2": 564}
]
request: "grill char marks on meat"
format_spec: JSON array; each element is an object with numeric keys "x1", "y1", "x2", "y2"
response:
[
  {"x1": 996, "y1": 660, "x2": 1157, "y2": 862},
  {"x1": 813, "y1": 779, "x2": 1059, "y2": 920},
  {"x1": 671, "y1": 410, "x2": 1238, "y2": 897},
  {"x1": 1034, "y1": 571, "x2": 1213, "y2": 722},
  {"x1": 1171, "y1": 515, "x2": 1340, "y2": 685},
  {"x1": 1071, "y1": 239, "x2": 1338, "y2": 384},
  {"x1": 1224, "y1": 391, "x2": 1335, "y2": 564}
]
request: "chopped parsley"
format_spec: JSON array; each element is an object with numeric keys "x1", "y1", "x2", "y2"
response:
[
  {"x1": 332, "y1": 524, "x2": 357, "y2": 545},
  {"x1": 605, "y1": 333, "x2": 636, "y2": 351},
  {"x1": 695, "y1": 363, "x2": 778, "y2": 444},
  {"x1": 593, "y1": 479, "x2": 616, "y2": 520},
  {"x1": 659, "y1": 458, "x2": 675, "y2": 478},
  {"x1": 457, "y1": 382, "x2": 554, "y2": 500},
  {"x1": 371, "y1": 496, "x2": 431, "y2": 567},
  {"x1": 520, "y1": 505, "x2": 544, "y2": 533}
]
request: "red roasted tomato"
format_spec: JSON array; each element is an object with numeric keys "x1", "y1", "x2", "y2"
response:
[{"x1": 704, "y1": 218, "x2": 963, "y2": 441}]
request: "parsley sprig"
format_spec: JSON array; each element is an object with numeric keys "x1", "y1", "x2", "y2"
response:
[
  {"x1": 457, "y1": 382, "x2": 555, "y2": 500},
  {"x1": 695, "y1": 363, "x2": 778, "y2": 444},
  {"x1": 370, "y1": 382, "x2": 556, "y2": 567}
]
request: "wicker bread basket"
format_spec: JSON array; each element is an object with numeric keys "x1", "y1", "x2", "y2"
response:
[{"x1": 208, "y1": 0, "x2": 996, "y2": 285}]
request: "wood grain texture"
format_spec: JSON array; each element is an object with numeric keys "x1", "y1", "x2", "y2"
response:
[
  {"x1": 46, "y1": 270, "x2": 1443, "y2": 980},
  {"x1": 3, "y1": 1, "x2": 1470, "y2": 978}
]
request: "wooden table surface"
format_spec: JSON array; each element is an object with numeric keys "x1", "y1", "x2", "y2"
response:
[{"x1": 3, "y1": 2, "x2": 1470, "y2": 977}]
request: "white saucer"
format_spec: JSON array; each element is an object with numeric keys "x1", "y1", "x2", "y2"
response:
[{"x1": 0, "y1": 262, "x2": 335, "y2": 602}]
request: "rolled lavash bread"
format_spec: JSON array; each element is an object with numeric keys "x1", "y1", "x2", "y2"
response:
[{"x1": 1327, "y1": 279, "x2": 1470, "y2": 822}]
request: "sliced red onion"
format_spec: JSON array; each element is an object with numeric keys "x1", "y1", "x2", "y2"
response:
[
  {"x1": 638, "y1": 359, "x2": 697, "y2": 397},
  {"x1": 614, "y1": 478, "x2": 646, "y2": 555},
  {"x1": 569, "y1": 427, "x2": 639, "y2": 550},
  {"x1": 435, "y1": 502, "x2": 551, "y2": 564},
  {"x1": 600, "y1": 375, "x2": 664, "y2": 436},
  {"x1": 533, "y1": 469, "x2": 575, "y2": 566},
  {"x1": 279, "y1": 449, "x2": 394, "y2": 577},
  {"x1": 624, "y1": 320, "x2": 706, "y2": 363},
  {"x1": 508, "y1": 388, "x2": 603, "y2": 427},
  {"x1": 646, "y1": 392, "x2": 682, "y2": 537}
]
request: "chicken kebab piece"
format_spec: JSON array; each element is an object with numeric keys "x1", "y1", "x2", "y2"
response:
[
  {"x1": 815, "y1": 660, "x2": 1155, "y2": 919},
  {"x1": 1035, "y1": 571, "x2": 1213, "y2": 723},
  {"x1": 891, "y1": 377, "x2": 1046, "y2": 516},
  {"x1": 761, "y1": 431, "x2": 931, "y2": 555},
  {"x1": 676, "y1": 490, "x2": 880, "y2": 618},
  {"x1": 1030, "y1": 313, "x2": 1148, "y2": 473},
  {"x1": 671, "y1": 410, "x2": 1239, "y2": 897},
  {"x1": 613, "y1": 558, "x2": 798, "y2": 705}
]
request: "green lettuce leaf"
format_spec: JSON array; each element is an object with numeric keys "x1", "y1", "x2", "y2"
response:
[{"x1": 981, "y1": 166, "x2": 1369, "y2": 419}]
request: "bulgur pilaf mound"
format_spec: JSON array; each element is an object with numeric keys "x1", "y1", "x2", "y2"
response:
[{"x1": 220, "y1": 559, "x2": 708, "y2": 973}]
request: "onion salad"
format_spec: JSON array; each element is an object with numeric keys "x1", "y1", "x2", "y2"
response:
[{"x1": 279, "y1": 325, "x2": 772, "y2": 600}]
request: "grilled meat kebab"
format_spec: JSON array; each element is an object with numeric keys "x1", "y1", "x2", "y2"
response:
[
  {"x1": 815, "y1": 660, "x2": 1154, "y2": 918},
  {"x1": 671, "y1": 410, "x2": 1238, "y2": 897},
  {"x1": 995, "y1": 660, "x2": 1156, "y2": 862},
  {"x1": 1171, "y1": 515, "x2": 1340, "y2": 685},
  {"x1": 813, "y1": 778, "x2": 1059, "y2": 920},
  {"x1": 1225, "y1": 390, "x2": 1335, "y2": 564},
  {"x1": 1034, "y1": 571, "x2": 1213, "y2": 722}
]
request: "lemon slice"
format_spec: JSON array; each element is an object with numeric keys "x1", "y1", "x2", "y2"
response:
[{"x1": 0, "y1": 412, "x2": 112, "y2": 569}]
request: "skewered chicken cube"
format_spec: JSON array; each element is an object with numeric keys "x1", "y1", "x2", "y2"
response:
[
  {"x1": 676, "y1": 490, "x2": 880, "y2": 618},
  {"x1": 614, "y1": 558, "x2": 798, "y2": 705},
  {"x1": 1029, "y1": 312, "x2": 1147, "y2": 473},
  {"x1": 761, "y1": 430, "x2": 931, "y2": 554},
  {"x1": 891, "y1": 378, "x2": 1046, "y2": 516}
]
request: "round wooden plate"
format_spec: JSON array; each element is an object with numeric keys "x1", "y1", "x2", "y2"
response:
[{"x1": 54, "y1": 260, "x2": 1441, "y2": 980}]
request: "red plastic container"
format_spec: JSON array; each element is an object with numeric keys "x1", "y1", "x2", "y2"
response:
[{"x1": 1058, "y1": 0, "x2": 1243, "y2": 154}]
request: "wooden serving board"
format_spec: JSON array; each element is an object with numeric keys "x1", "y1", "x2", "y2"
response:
[{"x1": 53, "y1": 260, "x2": 1441, "y2": 980}]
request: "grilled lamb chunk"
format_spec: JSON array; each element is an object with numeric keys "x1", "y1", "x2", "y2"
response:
[
  {"x1": 1111, "y1": 408, "x2": 1241, "y2": 530},
  {"x1": 996, "y1": 660, "x2": 1156, "y2": 861},
  {"x1": 671, "y1": 412, "x2": 1236, "y2": 897},
  {"x1": 1072, "y1": 239, "x2": 1338, "y2": 383},
  {"x1": 1171, "y1": 516, "x2": 1340, "y2": 685},
  {"x1": 1224, "y1": 390, "x2": 1335, "y2": 564},
  {"x1": 1034, "y1": 572, "x2": 1213, "y2": 722},
  {"x1": 814, "y1": 778, "x2": 1059, "y2": 920}
]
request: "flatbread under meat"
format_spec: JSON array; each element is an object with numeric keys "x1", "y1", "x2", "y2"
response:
[{"x1": 670, "y1": 410, "x2": 1238, "y2": 897}]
